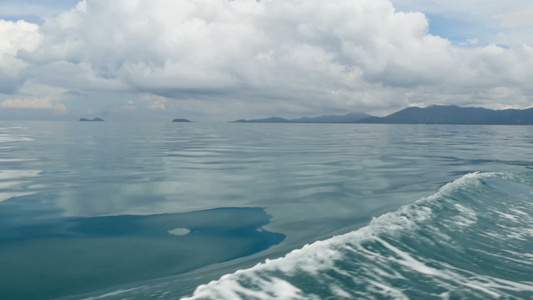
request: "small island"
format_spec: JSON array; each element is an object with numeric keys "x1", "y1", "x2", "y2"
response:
[
  {"x1": 79, "y1": 118, "x2": 104, "y2": 122},
  {"x1": 172, "y1": 119, "x2": 192, "y2": 122}
]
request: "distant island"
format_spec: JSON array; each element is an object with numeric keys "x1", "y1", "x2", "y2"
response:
[
  {"x1": 232, "y1": 112, "x2": 372, "y2": 123},
  {"x1": 232, "y1": 106, "x2": 533, "y2": 125},
  {"x1": 79, "y1": 117, "x2": 104, "y2": 122},
  {"x1": 356, "y1": 105, "x2": 533, "y2": 125},
  {"x1": 172, "y1": 119, "x2": 192, "y2": 122}
]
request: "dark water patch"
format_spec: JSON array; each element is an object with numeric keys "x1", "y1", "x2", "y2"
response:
[
  {"x1": 0, "y1": 194, "x2": 63, "y2": 227},
  {"x1": 0, "y1": 207, "x2": 285, "y2": 300}
]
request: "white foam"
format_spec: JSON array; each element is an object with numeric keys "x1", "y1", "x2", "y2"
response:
[
  {"x1": 462, "y1": 282, "x2": 502, "y2": 298},
  {"x1": 168, "y1": 228, "x2": 191, "y2": 236},
  {"x1": 191, "y1": 275, "x2": 309, "y2": 300},
  {"x1": 328, "y1": 284, "x2": 352, "y2": 298},
  {"x1": 472, "y1": 248, "x2": 533, "y2": 266},
  {"x1": 503, "y1": 250, "x2": 533, "y2": 261},
  {"x1": 509, "y1": 208, "x2": 528, "y2": 216},
  {"x1": 182, "y1": 172, "x2": 533, "y2": 300},
  {"x1": 81, "y1": 287, "x2": 143, "y2": 300},
  {"x1": 366, "y1": 280, "x2": 409, "y2": 299},
  {"x1": 496, "y1": 211, "x2": 519, "y2": 221},
  {"x1": 376, "y1": 237, "x2": 440, "y2": 276}
]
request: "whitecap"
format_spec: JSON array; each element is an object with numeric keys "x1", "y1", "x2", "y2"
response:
[{"x1": 168, "y1": 228, "x2": 191, "y2": 236}]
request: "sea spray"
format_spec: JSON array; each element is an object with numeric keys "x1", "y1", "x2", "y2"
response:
[{"x1": 185, "y1": 172, "x2": 533, "y2": 300}]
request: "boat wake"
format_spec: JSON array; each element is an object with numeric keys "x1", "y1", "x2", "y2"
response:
[{"x1": 184, "y1": 172, "x2": 533, "y2": 299}]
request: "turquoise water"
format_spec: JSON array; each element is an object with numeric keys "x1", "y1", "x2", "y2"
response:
[{"x1": 0, "y1": 122, "x2": 532, "y2": 299}]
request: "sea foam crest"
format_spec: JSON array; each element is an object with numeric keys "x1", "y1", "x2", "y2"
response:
[{"x1": 184, "y1": 172, "x2": 533, "y2": 300}]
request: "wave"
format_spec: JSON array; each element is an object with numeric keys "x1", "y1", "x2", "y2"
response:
[{"x1": 184, "y1": 172, "x2": 533, "y2": 299}]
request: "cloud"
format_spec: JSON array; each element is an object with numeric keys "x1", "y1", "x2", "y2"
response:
[
  {"x1": 0, "y1": 20, "x2": 40, "y2": 57},
  {"x1": 0, "y1": 97, "x2": 67, "y2": 113},
  {"x1": 390, "y1": 0, "x2": 533, "y2": 46},
  {"x1": 459, "y1": 39, "x2": 479, "y2": 46},
  {"x1": 121, "y1": 100, "x2": 137, "y2": 112},
  {"x1": 142, "y1": 95, "x2": 168, "y2": 110},
  {"x1": 0, "y1": 19, "x2": 41, "y2": 93},
  {"x1": 2, "y1": 0, "x2": 533, "y2": 119},
  {"x1": 0, "y1": 79, "x2": 69, "y2": 115}
]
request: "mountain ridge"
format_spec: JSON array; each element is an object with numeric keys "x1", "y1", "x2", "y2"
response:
[
  {"x1": 232, "y1": 112, "x2": 372, "y2": 123},
  {"x1": 357, "y1": 105, "x2": 533, "y2": 125}
]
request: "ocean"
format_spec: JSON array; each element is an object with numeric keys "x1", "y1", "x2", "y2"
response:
[{"x1": 0, "y1": 122, "x2": 532, "y2": 299}]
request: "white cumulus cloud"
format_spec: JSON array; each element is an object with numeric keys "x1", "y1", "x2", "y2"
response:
[
  {"x1": 1, "y1": 0, "x2": 533, "y2": 119},
  {"x1": 0, "y1": 20, "x2": 41, "y2": 93}
]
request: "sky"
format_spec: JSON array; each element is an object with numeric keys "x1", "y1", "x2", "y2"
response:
[{"x1": 1, "y1": 0, "x2": 533, "y2": 121}]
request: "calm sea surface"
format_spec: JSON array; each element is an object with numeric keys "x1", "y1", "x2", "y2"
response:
[{"x1": 0, "y1": 122, "x2": 532, "y2": 299}]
